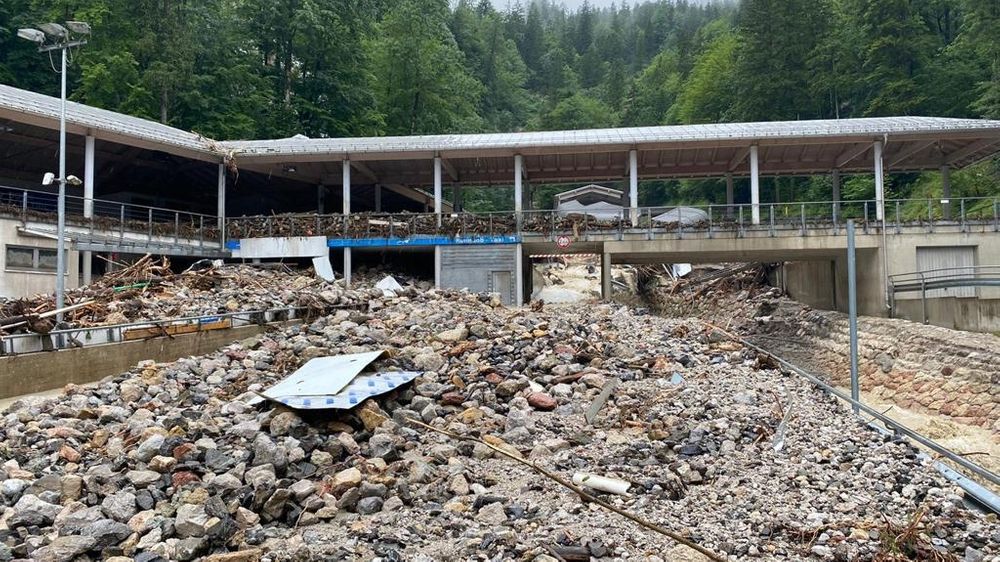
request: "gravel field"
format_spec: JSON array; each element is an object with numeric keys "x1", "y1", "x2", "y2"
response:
[{"x1": 0, "y1": 279, "x2": 997, "y2": 561}]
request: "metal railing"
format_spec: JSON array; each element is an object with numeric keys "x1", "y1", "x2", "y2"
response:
[
  {"x1": 223, "y1": 197, "x2": 999, "y2": 242},
  {"x1": 0, "y1": 185, "x2": 222, "y2": 247},
  {"x1": 0, "y1": 305, "x2": 314, "y2": 355},
  {"x1": 226, "y1": 211, "x2": 520, "y2": 239},
  {"x1": 888, "y1": 265, "x2": 1000, "y2": 323}
]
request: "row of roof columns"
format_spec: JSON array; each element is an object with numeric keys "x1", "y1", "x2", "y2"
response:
[
  {"x1": 68, "y1": 134, "x2": 952, "y2": 234},
  {"x1": 65, "y1": 134, "x2": 953, "y2": 291},
  {"x1": 213, "y1": 140, "x2": 952, "y2": 227}
]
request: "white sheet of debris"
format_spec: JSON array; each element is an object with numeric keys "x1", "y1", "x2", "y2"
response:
[
  {"x1": 247, "y1": 350, "x2": 385, "y2": 405},
  {"x1": 375, "y1": 275, "x2": 405, "y2": 297}
]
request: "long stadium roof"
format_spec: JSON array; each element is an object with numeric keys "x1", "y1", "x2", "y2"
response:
[
  {"x1": 0, "y1": 84, "x2": 217, "y2": 160},
  {"x1": 2, "y1": 83, "x2": 1000, "y2": 185},
  {"x1": 220, "y1": 116, "x2": 1000, "y2": 159}
]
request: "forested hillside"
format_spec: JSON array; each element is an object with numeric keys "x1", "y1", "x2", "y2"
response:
[{"x1": 1, "y1": 0, "x2": 998, "y2": 208}]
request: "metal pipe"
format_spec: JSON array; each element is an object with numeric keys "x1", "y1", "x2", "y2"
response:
[{"x1": 847, "y1": 220, "x2": 859, "y2": 414}]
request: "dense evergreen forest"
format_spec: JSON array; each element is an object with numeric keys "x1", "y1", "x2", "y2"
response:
[{"x1": 1, "y1": 0, "x2": 999, "y2": 210}]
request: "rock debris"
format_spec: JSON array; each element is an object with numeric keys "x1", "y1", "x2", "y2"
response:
[{"x1": 0, "y1": 276, "x2": 997, "y2": 561}]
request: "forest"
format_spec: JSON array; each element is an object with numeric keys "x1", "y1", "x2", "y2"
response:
[{"x1": 1, "y1": 0, "x2": 998, "y2": 211}]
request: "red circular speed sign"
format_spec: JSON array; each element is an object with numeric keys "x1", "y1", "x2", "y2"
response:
[{"x1": 555, "y1": 235, "x2": 571, "y2": 249}]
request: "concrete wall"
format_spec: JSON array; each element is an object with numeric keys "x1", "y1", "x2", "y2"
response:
[
  {"x1": 777, "y1": 261, "x2": 837, "y2": 310},
  {"x1": 0, "y1": 218, "x2": 79, "y2": 298},
  {"x1": 439, "y1": 244, "x2": 518, "y2": 304},
  {"x1": 232, "y1": 236, "x2": 327, "y2": 259},
  {"x1": 893, "y1": 297, "x2": 1000, "y2": 332},
  {"x1": 0, "y1": 323, "x2": 275, "y2": 399},
  {"x1": 776, "y1": 231, "x2": 1000, "y2": 332}
]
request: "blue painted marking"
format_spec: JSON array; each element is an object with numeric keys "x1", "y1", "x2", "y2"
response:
[
  {"x1": 225, "y1": 240, "x2": 241, "y2": 250},
  {"x1": 303, "y1": 398, "x2": 311, "y2": 406},
  {"x1": 326, "y1": 235, "x2": 520, "y2": 248}
]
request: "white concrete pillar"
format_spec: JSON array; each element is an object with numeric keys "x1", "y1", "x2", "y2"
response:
[
  {"x1": 434, "y1": 156, "x2": 443, "y2": 225},
  {"x1": 342, "y1": 160, "x2": 352, "y2": 286},
  {"x1": 601, "y1": 252, "x2": 612, "y2": 301},
  {"x1": 83, "y1": 135, "x2": 95, "y2": 285},
  {"x1": 750, "y1": 145, "x2": 760, "y2": 225},
  {"x1": 874, "y1": 141, "x2": 885, "y2": 221},
  {"x1": 374, "y1": 184, "x2": 382, "y2": 212},
  {"x1": 434, "y1": 245, "x2": 441, "y2": 288},
  {"x1": 217, "y1": 162, "x2": 226, "y2": 231},
  {"x1": 832, "y1": 169, "x2": 842, "y2": 221},
  {"x1": 317, "y1": 184, "x2": 326, "y2": 214},
  {"x1": 342, "y1": 160, "x2": 351, "y2": 215},
  {"x1": 84, "y1": 136, "x2": 95, "y2": 218},
  {"x1": 514, "y1": 155, "x2": 523, "y2": 220},
  {"x1": 629, "y1": 149, "x2": 638, "y2": 226},
  {"x1": 725, "y1": 173, "x2": 734, "y2": 217},
  {"x1": 343, "y1": 248, "x2": 352, "y2": 287},
  {"x1": 940, "y1": 165, "x2": 951, "y2": 220},
  {"x1": 514, "y1": 243, "x2": 524, "y2": 305}
]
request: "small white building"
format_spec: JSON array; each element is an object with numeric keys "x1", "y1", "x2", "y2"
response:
[
  {"x1": 555, "y1": 184, "x2": 625, "y2": 220},
  {"x1": 1, "y1": 217, "x2": 79, "y2": 298}
]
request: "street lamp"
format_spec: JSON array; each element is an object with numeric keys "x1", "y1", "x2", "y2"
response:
[{"x1": 18, "y1": 21, "x2": 89, "y2": 322}]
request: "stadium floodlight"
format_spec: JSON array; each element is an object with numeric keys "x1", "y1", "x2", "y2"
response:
[
  {"x1": 38, "y1": 22, "x2": 68, "y2": 39},
  {"x1": 65, "y1": 21, "x2": 91, "y2": 35},
  {"x1": 17, "y1": 28, "x2": 46, "y2": 44},
  {"x1": 18, "y1": 21, "x2": 90, "y2": 323}
]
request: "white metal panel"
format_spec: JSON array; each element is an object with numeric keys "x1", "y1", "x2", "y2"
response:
[{"x1": 916, "y1": 246, "x2": 976, "y2": 298}]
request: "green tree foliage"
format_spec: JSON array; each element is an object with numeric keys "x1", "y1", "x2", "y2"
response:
[
  {"x1": 537, "y1": 93, "x2": 614, "y2": 130},
  {"x1": 731, "y1": 0, "x2": 831, "y2": 121},
  {"x1": 670, "y1": 31, "x2": 737, "y2": 123},
  {"x1": 374, "y1": 0, "x2": 483, "y2": 134}
]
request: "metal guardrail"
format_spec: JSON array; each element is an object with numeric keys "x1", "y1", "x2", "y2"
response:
[
  {"x1": 888, "y1": 265, "x2": 1000, "y2": 323},
  {"x1": 707, "y1": 322, "x2": 1000, "y2": 513},
  {"x1": 0, "y1": 185, "x2": 222, "y2": 247},
  {"x1": 224, "y1": 197, "x2": 1000, "y2": 242},
  {"x1": 0, "y1": 306, "x2": 313, "y2": 355}
]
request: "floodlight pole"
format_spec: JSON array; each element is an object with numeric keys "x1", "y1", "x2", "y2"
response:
[
  {"x1": 33, "y1": 35, "x2": 86, "y2": 322},
  {"x1": 55, "y1": 44, "x2": 67, "y2": 320}
]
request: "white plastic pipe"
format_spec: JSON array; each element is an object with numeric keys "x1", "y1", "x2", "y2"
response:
[{"x1": 572, "y1": 472, "x2": 630, "y2": 495}]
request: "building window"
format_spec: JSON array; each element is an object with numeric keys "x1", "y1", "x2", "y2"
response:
[{"x1": 4, "y1": 245, "x2": 63, "y2": 272}]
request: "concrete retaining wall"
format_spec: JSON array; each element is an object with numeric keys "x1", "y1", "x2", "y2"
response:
[{"x1": 0, "y1": 323, "x2": 276, "y2": 399}]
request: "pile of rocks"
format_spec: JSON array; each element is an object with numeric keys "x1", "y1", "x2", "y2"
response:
[
  {"x1": 0, "y1": 279, "x2": 997, "y2": 561},
  {"x1": 646, "y1": 271, "x2": 1000, "y2": 434},
  {"x1": 1, "y1": 264, "x2": 362, "y2": 333}
]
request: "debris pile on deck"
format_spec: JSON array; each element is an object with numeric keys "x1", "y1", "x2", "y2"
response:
[
  {"x1": 0, "y1": 258, "x2": 359, "y2": 335},
  {"x1": 0, "y1": 276, "x2": 996, "y2": 561}
]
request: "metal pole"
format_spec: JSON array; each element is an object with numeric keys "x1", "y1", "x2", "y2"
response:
[
  {"x1": 847, "y1": 219, "x2": 859, "y2": 415},
  {"x1": 55, "y1": 45, "x2": 67, "y2": 321}
]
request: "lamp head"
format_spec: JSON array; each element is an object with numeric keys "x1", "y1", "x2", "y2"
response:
[
  {"x1": 17, "y1": 28, "x2": 46, "y2": 44},
  {"x1": 42, "y1": 172, "x2": 56, "y2": 186},
  {"x1": 66, "y1": 175, "x2": 82, "y2": 186},
  {"x1": 65, "y1": 21, "x2": 91, "y2": 35},
  {"x1": 38, "y1": 23, "x2": 68, "y2": 39}
]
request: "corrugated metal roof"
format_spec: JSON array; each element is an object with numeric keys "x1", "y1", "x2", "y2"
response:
[
  {"x1": 220, "y1": 116, "x2": 1000, "y2": 158},
  {"x1": 0, "y1": 84, "x2": 216, "y2": 156}
]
